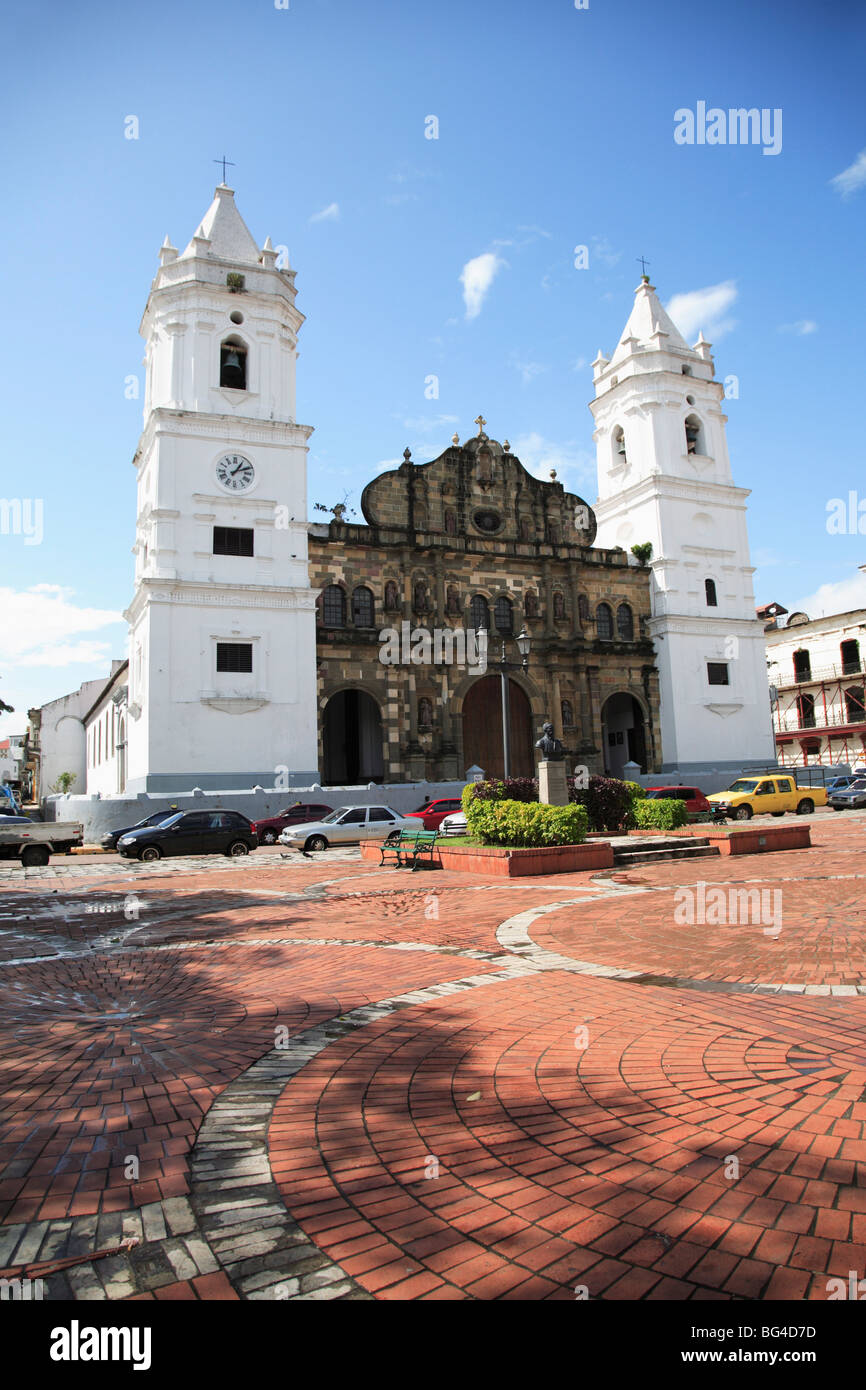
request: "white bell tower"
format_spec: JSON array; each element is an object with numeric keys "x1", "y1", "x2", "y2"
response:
[
  {"x1": 123, "y1": 184, "x2": 320, "y2": 791},
  {"x1": 591, "y1": 277, "x2": 775, "y2": 773}
]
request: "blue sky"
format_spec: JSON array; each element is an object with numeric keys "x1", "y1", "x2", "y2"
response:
[{"x1": 2, "y1": 0, "x2": 865, "y2": 736}]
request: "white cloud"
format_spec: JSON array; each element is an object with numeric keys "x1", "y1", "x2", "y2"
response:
[
  {"x1": 400, "y1": 414, "x2": 459, "y2": 434},
  {"x1": 778, "y1": 319, "x2": 818, "y2": 336},
  {"x1": 510, "y1": 356, "x2": 548, "y2": 385},
  {"x1": 510, "y1": 432, "x2": 596, "y2": 490},
  {"x1": 830, "y1": 150, "x2": 866, "y2": 198},
  {"x1": 309, "y1": 202, "x2": 340, "y2": 224},
  {"x1": 460, "y1": 252, "x2": 507, "y2": 319},
  {"x1": 665, "y1": 281, "x2": 738, "y2": 342},
  {"x1": 790, "y1": 571, "x2": 866, "y2": 620},
  {"x1": 591, "y1": 236, "x2": 621, "y2": 267},
  {"x1": 0, "y1": 586, "x2": 124, "y2": 667}
]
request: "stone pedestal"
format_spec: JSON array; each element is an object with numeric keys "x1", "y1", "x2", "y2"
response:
[{"x1": 538, "y1": 759, "x2": 569, "y2": 806}]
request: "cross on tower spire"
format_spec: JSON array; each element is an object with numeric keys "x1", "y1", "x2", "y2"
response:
[
  {"x1": 474, "y1": 414, "x2": 487, "y2": 436},
  {"x1": 213, "y1": 155, "x2": 235, "y2": 184},
  {"x1": 636, "y1": 255, "x2": 651, "y2": 279}
]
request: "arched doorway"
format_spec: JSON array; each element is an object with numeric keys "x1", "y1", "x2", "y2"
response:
[
  {"x1": 462, "y1": 675, "x2": 534, "y2": 779},
  {"x1": 322, "y1": 690, "x2": 384, "y2": 785},
  {"x1": 601, "y1": 693, "x2": 647, "y2": 778}
]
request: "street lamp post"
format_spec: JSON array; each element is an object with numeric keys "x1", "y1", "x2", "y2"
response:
[{"x1": 496, "y1": 627, "x2": 531, "y2": 779}]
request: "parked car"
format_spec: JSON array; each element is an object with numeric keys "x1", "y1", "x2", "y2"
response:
[
  {"x1": 708, "y1": 775, "x2": 827, "y2": 821},
  {"x1": 251, "y1": 801, "x2": 334, "y2": 845},
  {"x1": 101, "y1": 810, "x2": 178, "y2": 851},
  {"x1": 827, "y1": 775, "x2": 858, "y2": 796},
  {"x1": 644, "y1": 786, "x2": 724, "y2": 823},
  {"x1": 279, "y1": 805, "x2": 415, "y2": 851},
  {"x1": 404, "y1": 797, "x2": 465, "y2": 831},
  {"x1": 116, "y1": 809, "x2": 258, "y2": 861},
  {"x1": 438, "y1": 810, "x2": 468, "y2": 837},
  {"x1": 828, "y1": 778, "x2": 866, "y2": 811}
]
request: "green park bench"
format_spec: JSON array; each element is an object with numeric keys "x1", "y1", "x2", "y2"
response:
[{"x1": 378, "y1": 828, "x2": 439, "y2": 870}]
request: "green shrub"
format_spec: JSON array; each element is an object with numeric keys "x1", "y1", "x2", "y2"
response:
[
  {"x1": 625, "y1": 781, "x2": 646, "y2": 802},
  {"x1": 570, "y1": 775, "x2": 633, "y2": 831},
  {"x1": 463, "y1": 784, "x2": 588, "y2": 846},
  {"x1": 631, "y1": 798, "x2": 687, "y2": 830}
]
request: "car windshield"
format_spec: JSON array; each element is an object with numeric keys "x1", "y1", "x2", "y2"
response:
[
  {"x1": 160, "y1": 812, "x2": 184, "y2": 828},
  {"x1": 847, "y1": 780, "x2": 866, "y2": 791},
  {"x1": 320, "y1": 809, "x2": 349, "y2": 823},
  {"x1": 413, "y1": 803, "x2": 433, "y2": 813},
  {"x1": 726, "y1": 780, "x2": 759, "y2": 793}
]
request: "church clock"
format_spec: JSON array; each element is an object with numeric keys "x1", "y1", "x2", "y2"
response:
[{"x1": 215, "y1": 453, "x2": 256, "y2": 493}]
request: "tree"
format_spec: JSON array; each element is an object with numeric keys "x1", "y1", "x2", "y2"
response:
[
  {"x1": 49, "y1": 772, "x2": 76, "y2": 795},
  {"x1": 631, "y1": 542, "x2": 653, "y2": 566}
]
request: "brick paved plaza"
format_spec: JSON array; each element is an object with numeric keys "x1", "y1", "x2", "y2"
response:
[{"x1": 2, "y1": 814, "x2": 866, "y2": 1302}]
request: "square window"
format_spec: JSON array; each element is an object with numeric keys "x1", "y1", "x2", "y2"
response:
[
  {"x1": 214, "y1": 526, "x2": 254, "y2": 557},
  {"x1": 217, "y1": 642, "x2": 253, "y2": 673},
  {"x1": 707, "y1": 662, "x2": 729, "y2": 686}
]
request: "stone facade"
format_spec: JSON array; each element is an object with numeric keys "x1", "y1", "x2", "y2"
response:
[{"x1": 309, "y1": 427, "x2": 661, "y2": 784}]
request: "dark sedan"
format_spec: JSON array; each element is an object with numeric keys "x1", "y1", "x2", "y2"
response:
[
  {"x1": 251, "y1": 801, "x2": 333, "y2": 845},
  {"x1": 101, "y1": 810, "x2": 178, "y2": 851},
  {"x1": 828, "y1": 778, "x2": 866, "y2": 811},
  {"x1": 116, "y1": 809, "x2": 258, "y2": 861}
]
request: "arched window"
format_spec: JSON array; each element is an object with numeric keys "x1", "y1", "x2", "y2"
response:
[
  {"x1": 446, "y1": 585, "x2": 460, "y2": 615},
  {"x1": 613, "y1": 426, "x2": 627, "y2": 462},
  {"x1": 444, "y1": 508, "x2": 457, "y2": 536},
  {"x1": 845, "y1": 687, "x2": 865, "y2": 723},
  {"x1": 561, "y1": 699, "x2": 574, "y2": 729},
  {"x1": 418, "y1": 697, "x2": 433, "y2": 731},
  {"x1": 797, "y1": 694, "x2": 816, "y2": 729},
  {"x1": 352, "y1": 586, "x2": 374, "y2": 628},
  {"x1": 470, "y1": 595, "x2": 490, "y2": 632},
  {"x1": 384, "y1": 580, "x2": 399, "y2": 612},
  {"x1": 525, "y1": 590, "x2": 538, "y2": 619},
  {"x1": 841, "y1": 639, "x2": 861, "y2": 675},
  {"x1": 111, "y1": 713, "x2": 115, "y2": 755},
  {"x1": 681, "y1": 365, "x2": 693, "y2": 376},
  {"x1": 220, "y1": 337, "x2": 248, "y2": 390},
  {"x1": 705, "y1": 578, "x2": 718, "y2": 607},
  {"x1": 494, "y1": 596, "x2": 513, "y2": 634},
  {"x1": 596, "y1": 603, "x2": 613, "y2": 641},
  {"x1": 578, "y1": 594, "x2": 590, "y2": 624},
  {"x1": 97, "y1": 723, "x2": 102, "y2": 763},
  {"x1": 685, "y1": 414, "x2": 703, "y2": 455},
  {"x1": 793, "y1": 649, "x2": 811, "y2": 682},
  {"x1": 553, "y1": 592, "x2": 565, "y2": 621},
  {"x1": 322, "y1": 585, "x2": 345, "y2": 628},
  {"x1": 616, "y1": 603, "x2": 634, "y2": 641}
]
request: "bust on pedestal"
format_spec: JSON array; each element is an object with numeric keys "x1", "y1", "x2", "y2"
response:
[{"x1": 535, "y1": 722, "x2": 569, "y2": 806}]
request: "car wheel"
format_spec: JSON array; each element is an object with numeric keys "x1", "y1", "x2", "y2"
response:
[
  {"x1": 227, "y1": 840, "x2": 249, "y2": 857},
  {"x1": 305, "y1": 835, "x2": 328, "y2": 852},
  {"x1": 385, "y1": 830, "x2": 401, "y2": 844},
  {"x1": 733, "y1": 805, "x2": 752, "y2": 821},
  {"x1": 262, "y1": 830, "x2": 277, "y2": 844},
  {"x1": 139, "y1": 845, "x2": 163, "y2": 862},
  {"x1": 21, "y1": 845, "x2": 50, "y2": 868},
  {"x1": 771, "y1": 811, "x2": 785, "y2": 817},
  {"x1": 796, "y1": 799, "x2": 814, "y2": 815},
  {"x1": 832, "y1": 806, "x2": 844, "y2": 812}
]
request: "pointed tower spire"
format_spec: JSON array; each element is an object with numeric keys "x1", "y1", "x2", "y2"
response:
[{"x1": 180, "y1": 185, "x2": 261, "y2": 264}]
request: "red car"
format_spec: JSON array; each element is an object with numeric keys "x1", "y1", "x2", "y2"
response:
[
  {"x1": 645, "y1": 785, "x2": 723, "y2": 821},
  {"x1": 404, "y1": 797, "x2": 465, "y2": 831},
  {"x1": 251, "y1": 802, "x2": 334, "y2": 845}
]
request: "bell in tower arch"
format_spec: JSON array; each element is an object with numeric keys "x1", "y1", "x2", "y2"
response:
[{"x1": 220, "y1": 339, "x2": 247, "y2": 390}]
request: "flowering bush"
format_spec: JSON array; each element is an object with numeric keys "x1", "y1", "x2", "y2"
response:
[
  {"x1": 469, "y1": 777, "x2": 538, "y2": 804},
  {"x1": 569, "y1": 775, "x2": 634, "y2": 831}
]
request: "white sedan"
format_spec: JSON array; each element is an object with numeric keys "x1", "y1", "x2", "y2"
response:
[
  {"x1": 278, "y1": 804, "x2": 416, "y2": 851},
  {"x1": 438, "y1": 810, "x2": 468, "y2": 836}
]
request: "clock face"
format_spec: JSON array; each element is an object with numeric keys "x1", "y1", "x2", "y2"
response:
[{"x1": 215, "y1": 453, "x2": 256, "y2": 493}]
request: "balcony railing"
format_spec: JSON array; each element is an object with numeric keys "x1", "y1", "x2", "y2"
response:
[
  {"x1": 775, "y1": 706, "x2": 866, "y2": 734},
  {"x1": 770, "y1": 658, "x2": 866, "y2": 689}
]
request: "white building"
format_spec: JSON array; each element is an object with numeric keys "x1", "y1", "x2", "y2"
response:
[
  {"x1": 83, "y1": 661, "x2": 130, "y2": 797},
  {"x1": 123, "y1": 184, "x2": 319, "y2": 792},
  {"x1": 762, "y1": 603, "x2": 866, "y2": 768},
  {"x1": 591, "y1": 277, "x2": 776, "y2": 773},
  {"x1": 27, "y1": 671, "x2": 122, "y2": 800}
]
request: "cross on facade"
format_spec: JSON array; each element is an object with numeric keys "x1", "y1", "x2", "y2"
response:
[
  {"x1": 214, "y1": 155, "x2": 236, "y2": 183},
  {"x1": 636, "y1": 255, "x2": 651, "y2": 278},
  {"x1": 474, "y1": 414, "x2": 487, "y2": 435}
]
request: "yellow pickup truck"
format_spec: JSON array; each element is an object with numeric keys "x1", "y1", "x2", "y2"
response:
[{"x1": 708, "y1": 775, "x2": 827, "y2": 821}]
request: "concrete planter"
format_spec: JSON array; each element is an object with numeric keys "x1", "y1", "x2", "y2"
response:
[
  {"x1": 625, "y1": 824, "x2": 811, "y2": 855},
  {"x1": 361, "y1": 840, "x2": 613, "y2": 876}
]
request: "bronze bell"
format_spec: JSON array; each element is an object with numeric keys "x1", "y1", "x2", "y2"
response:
[{"x1": 221, "y1": 349, "x2": 245, "y2": 388}]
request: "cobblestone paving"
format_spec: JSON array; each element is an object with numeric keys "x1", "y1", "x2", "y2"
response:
[{"x1": 1, "y1": 813, "x2": 865, "y2": 1299}]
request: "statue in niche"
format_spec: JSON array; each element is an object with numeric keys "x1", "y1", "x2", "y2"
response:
[
  {"x1": 525, "y1": 590, "x2": 538, "y2": 618},
  {"x1": 446, "y1": 585, "x2": 460, "y2": 615}
]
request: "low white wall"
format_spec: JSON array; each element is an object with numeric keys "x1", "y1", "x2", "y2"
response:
[{"x1": 45, "y1": 780, "x2": 470, "y2": 840}]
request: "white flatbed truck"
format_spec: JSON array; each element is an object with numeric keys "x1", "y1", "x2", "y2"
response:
[{"x1": 0, "y1": 818, "x2": 84, "y2": 867}]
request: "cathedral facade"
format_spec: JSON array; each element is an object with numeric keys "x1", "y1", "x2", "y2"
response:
[{"x1": 309, "y1": 427, "x2": 661, "y2": 784}]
